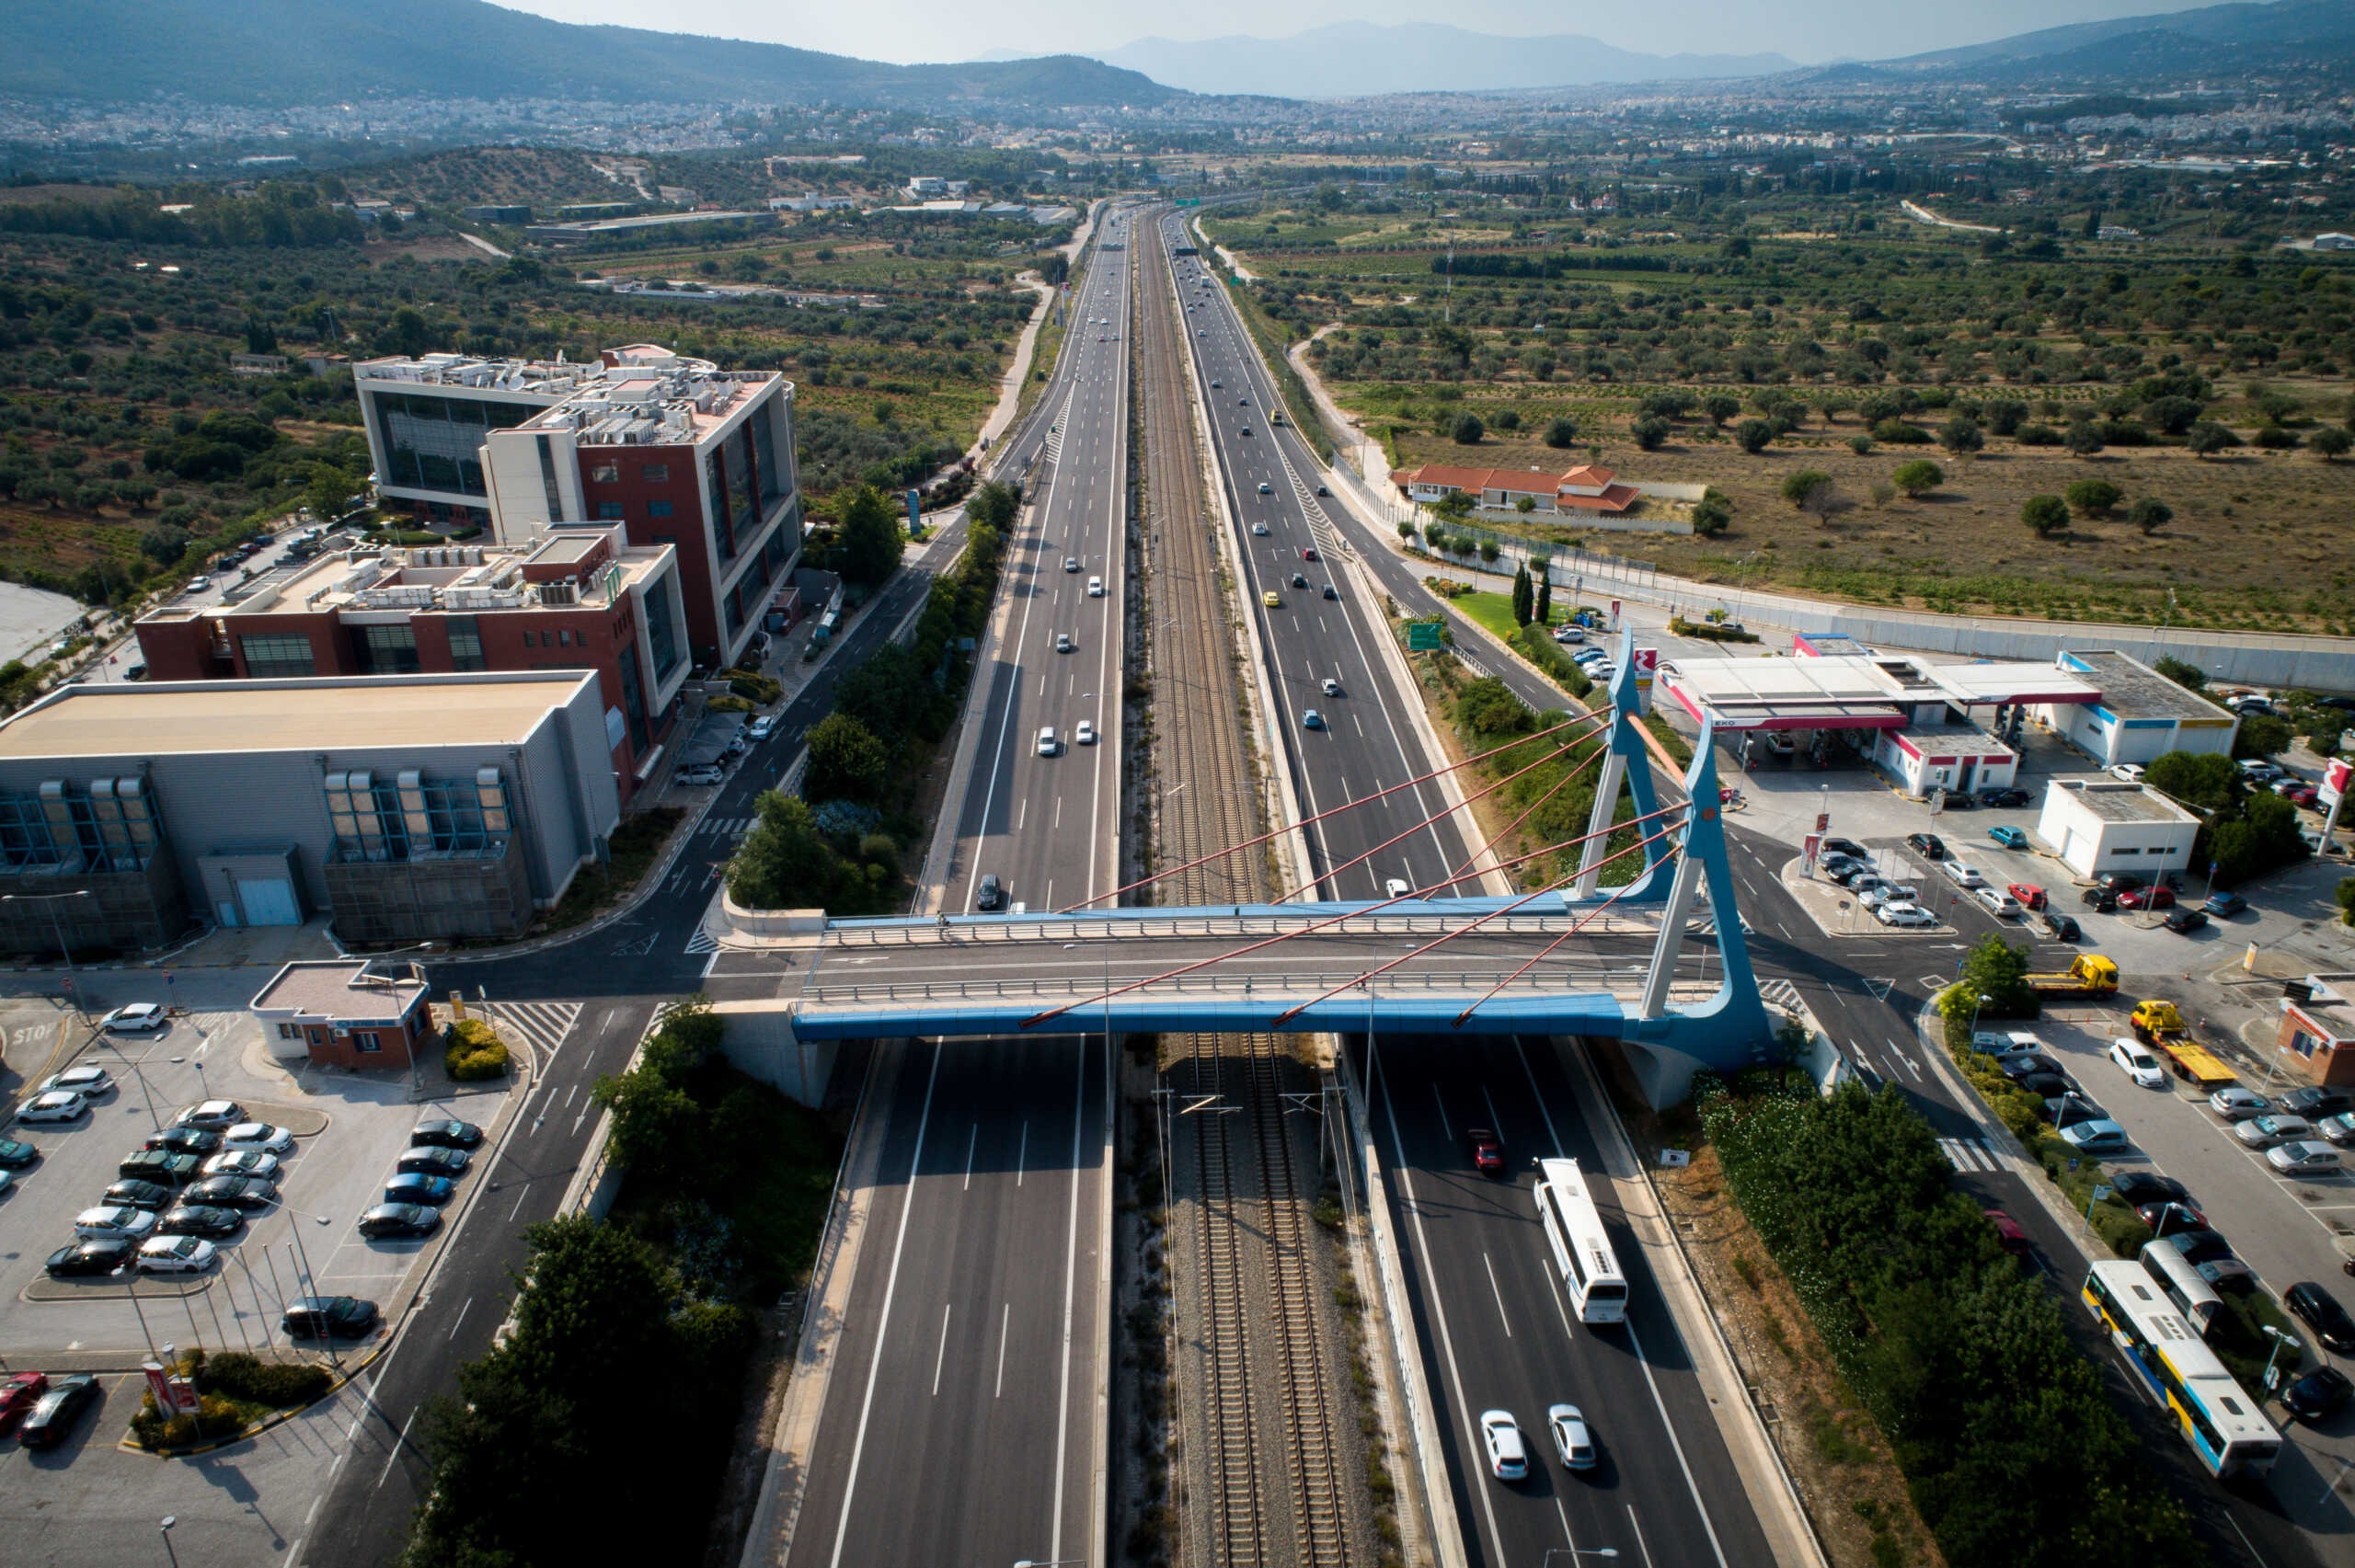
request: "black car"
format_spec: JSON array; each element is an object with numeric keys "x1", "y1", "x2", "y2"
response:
[
  {"x1": 281, "y1": 1295, "x2": 381, "y2": 1340},
  {"x1": 2288, "y1": 1282, "x2": 2355, "y2": 1355},
  {"x1": 185, "y1": 1174, "x2": 279, "y2": 1211},
  {"x1": 2016, "y1": 1071, "x2": 2074, "y2": 1099},
  {"x1": 409, "y1": 1117, "x2": 485, "y2": 1151},
  {"x1": 2040, "y1": 1092, "x2": 2102, "y2": 1124},
  {"x1": 117, "y1": 1150, "x2": 201, "y2": 1185},
  {"x1": 44, "y1": 1236, "x2": 134, "y2": 1277},
  {"x1": 1906, "y1": 832, "x2": 1946, "y2": 860},
  {"x1": 0, "y1": 1137, "x2": 38, "y2": 1170},
  {"x1": 17, "y1": 1373, "x2": 98, "y2": 1449},
  {"x1": 2080, "y1": 887, "x2": 2120, "y2": 912},
  {"x1": 1977, "y1": 787, "x2": 2033, "y2": 808},
  {"x1": 158, "y1": 1204, "x2": 243, "y2": 1239},
  {"x1": 1821, "y1": 837, "x2": 1868, "y2": 862},
  {"x1": 100, "y1": 1179, "x2": 176, "y2": 1212},
  {"x1": 2284, "y1": 1087, "x2": 2355, "y2": 1120},
  {"x1": 2283, "y1": 1364, "x2": 2354, "y2": 1423},
  {"x1": 358, "y1": 1202, "x2": 441, "y2": 1240},
  {"x1": 2097, "y1": 872, "x2": 2148, "y2": 893},
  {"x1": 2120, "y1": 1167, "x2": 2185, "y2": 1200},
  {"x1": 142, "y1": 1127, "x2": 222, "y2": 1157},
  {"x1": 2038, "y1": 912, "x2": 2083, "y2": 943},
  {"x1": 974, "y1": 873, "x2": 1006, "y2": 913},
  {"x1": 395, "y1": 1146, "x2": 470, "y2": 1177},
  {"x1": 2164, "y1": 908, "x2": 2210, "y2": 935},
  {"x1": 1828, "y1": 862, "x2": 1879, "y2": 887},
  {"x1": 2109, "y1": 1172, "x2": 2191, "y2": 1207},
  {"x1": 1937, "y1": 792, "x2": 1977, "y2": 810},
  {"x1": 2000, "y1": 1053, "x2": 2066, "y2": 1080},
  {"x1": 2157, "y1": 1230, "x2": 2234, "y2": 1267}
]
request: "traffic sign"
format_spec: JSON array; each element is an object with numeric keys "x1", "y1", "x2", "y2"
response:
[{"x1": 1406, "y1": 621, "x2": 1444, "y2": 652}]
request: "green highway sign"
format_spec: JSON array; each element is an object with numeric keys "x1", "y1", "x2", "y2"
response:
[{"x1": 1406, "y1": 621, "x2": 1444, "y2": 651}]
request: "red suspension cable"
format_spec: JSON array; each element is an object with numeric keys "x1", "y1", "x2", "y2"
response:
[{"x1": 1450, "y1": 842, "x2": 1684, "y2": 1029}]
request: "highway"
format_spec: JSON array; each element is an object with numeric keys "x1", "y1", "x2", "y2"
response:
[
  {"x1": 1166, "y1": 208, "x2": 1776, "y2": 1568},
  {"x1": 769, "y1": 203, "x2": 1142, "y2": 1568}
]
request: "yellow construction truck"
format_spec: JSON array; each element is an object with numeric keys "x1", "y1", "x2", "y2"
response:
[
  {"x1": 2131, "y1": 999, "x2": 2240, "y2": 1090},
  {"x1": 2026, "y1": 955, "x2": 2120, "y2": 999}
]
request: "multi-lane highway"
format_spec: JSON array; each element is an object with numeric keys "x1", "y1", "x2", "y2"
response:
[{"x1": 1166, "y1": 208, "x2": 1777, "y2": 1568}]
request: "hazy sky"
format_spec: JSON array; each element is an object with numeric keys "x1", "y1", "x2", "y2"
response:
[{"x1": 488, "y1": 0, "x2": 2218, "y2": 67}]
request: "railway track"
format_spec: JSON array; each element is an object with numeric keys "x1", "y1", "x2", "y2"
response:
[{"x1": 1135, "y1": 204, "x2": 1358, "y2": 1568}]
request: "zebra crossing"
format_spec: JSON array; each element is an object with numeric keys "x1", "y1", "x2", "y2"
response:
[
  {"x1": 703, "y1": 816, "x2": 756, "y2": 839},
  {"x1": 684, "y1": 927, "x2": 722, "y2": 956},
  {"x1": 482, "y1": 1000, "x2": 582, "y2": 1060},
  {"x1": 1936, "y1": 1135, "x2": 2005, "y2": 1173}
]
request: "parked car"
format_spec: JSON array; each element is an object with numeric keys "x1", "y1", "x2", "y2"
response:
[
  {"x1": 1478, "y1": 1409, "x2": 1528, "y2": 1481},
  {"x1": 40, "y1": 1065, "x2": 114, "y2": 1098},
  {"x1": 45, "y1": 1237, "x2": 133, "y2": 1277},
  {"x1": 74, "y1": 1205, "x2": 157, "y2": 1241},
  {"x1": 0, "y1": 1371, "x2": 49, "y2": 1435},
  {"x1": 2016, "y1": 1072, "x2": 2075, "y2": 1100},
  {"x1": 2153, "y1": 1230, "x2": 2234, "y2": 1267},
  {"x1": 2163, "y1": 908, "x2": 2209, "y2": 935},
  {"x1": 2044, "y1": 1092, "x2": 2106, "y2": 1127},
  {"x1": 201, "y1": 1150, "x2": 281, "y2": 1181},
  {"x1": 674, "y1": 764, "x2": 724, "y2": 787},
  {"x1": 2211, "y1": 1086, "x2": 2272, "y2": 1121},
  {"x1": 221, "y1": 1122, "x2": 294, "y2": 1155},
  {"x1": 1873, "y1": 902, "x2": 1936, "y2": 928},
  {"x1": 2037, "y1": 911, "x2": 2083, "y2": 943},
  {"x1": 2288, "y1": 1281, "x2": 2355, "y2": 1354},
  {"x1": 2058, "y1": 1119, "x2": 2131, "y2": 1153},
  {"x1": 16, "y1": 1090, "x2": 86, "y2": 1124},
  {"x1": 2080, "y1": 887, "x2": 2120, "y2": 913},
  {"x1": 1984, "y1": 1208, "x2": 2031, "y2": 1257},
  {"x1": 1939, "y1": 860, "x2": 1987, "y2": 889},
  {"x1": 2109, "y1": 1171, "x2": 2190, "y2": 1207},
  {"x1": 2110, "y1": 763, "x2": 2146, "y2": 783},
  {"x1": 186, "y1": 1174, "x2": 279, "y2": 1211},
  {"x1": 1975, "y1": 886, "x2": 2023, "y2": 919},
  {"x1": 118, "y1": 1150, "x2": 201, "y2": 1185},
  {"x1": 100, "y1": 1001, "x2": 169, "y2": 1034},
  {"x1": 2283, "y1": 1365, "x2": 2355, "y2": 1423},
  {"x1": 2110, "y1": 1038, "x2": 2168, "y2": 1089},
  {"x1": 2005, "y1": 882, "x2": 2046, "y2": 910},
  {"x1": 1905, "y1": 832, "x2": 1946, "y2": 860},
  {"x1": 282, "y1": 1296, "x2": 381, "y2": 1340},
  {"x1": 1978, "y1": 787, "x2": 2033, "y2": 808},
  {"x1": 1988, "y1": 825, "x2": 2029, "y2": 851},
  {"x1": 1999, "y1": 1052, "x2": 2066, "y2": 1080},
  {"x1": 2282, "y1": 1086, "x2": 2355, "y2": 1119},
  {"x1": 2136, "y1": 1200, "x2": 2208, "y2": 1232},
  {"x1": 0, "y1": 1138, "x2": 38, "y2": 1170},
  {"x1": 157, "y1": 1204, "x2": 243, "y2": 1239},
  {"x1": 1546, "y1": 1403, "x2": 1598, "y2": 1471},
  {"x1": 2239, "y1": 1114, "x2": 2318, "y2": 1149},
  {"x1": 16, "y1": 1373, "x2": 98, "y2": 1449},
  {"x1": 173, "y1": 1100, "x2": 247, "y2": 1131},
  {"x1": 385, "y1": 1173, "x2": 455, "y2": 1207},
  {"x1": 2319, "y1": 1112, "x2": 2355, "y2": 1148},
  {"x1": 2197, "y1": 1257, "x2": 2258, "y2": 1293},
  {"x1": 396, "y1": 1146, "x2": 470, "y2": 1177},
  {"x1": 2204, "y1": 892, "x2": 2248, "y2": 918},
  {"x1": 100, "y1": 1179, "x2": 177, "y2": 1212},
  {"x1": 1821, "y1": 837, "x2": 1869, "y2": 862},
  {"x1": 136, "y1": 1235, "x2": 216, "y2": 1275},
  {"x1": 411, "y1": 1117, "x2": 484, "y2": 1150},
  {"x1": 1859, "y1": 883, "x2": 1919, "y2": 910},
  {"x1": 2118, "y1": 886, "x2": 2177, "y2": 910},
  {"x1": 2270, "y1": 1141, "x2": 2344, "y2": 1176},
  {"x1": 358, "y1": 1203, "x2": 442, "y2": 1241}
]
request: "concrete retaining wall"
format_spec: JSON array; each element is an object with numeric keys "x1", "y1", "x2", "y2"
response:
[
  {"x1": 711, "y1": 999, "x2": 835, "y2": 1105},
  {"x1": 719, "y1": 893, "x2": 828, "y2": 935}
]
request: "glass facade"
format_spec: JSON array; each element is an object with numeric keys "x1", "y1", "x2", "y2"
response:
[
  {"x1": 645, "y1": 572, "x2": 683, "y2": 684},
  {"x1": 368, "y1": 391, "x2": 535, "y2": 498},
  {"x1": 352, "y1": 624, "x2": 421, "y2": 675},
  {"x1": 752, "y1": 407, "x2": 785, "y2": 502},
  {"x1": 0, "y1": 785, "x2": 165, "y2": 872},
  {"x1": 617, "y1": 642, "x2": 649, "y2": 753},
  {"x1": 239, "y1": 633, "x2": 316, "y2": 679},
  {"x1": 444, "y1": 615, "x2": 486, "y2": 672},
  {"x1": 325, "y1": 771, "x2": 499, "y2": 862}
]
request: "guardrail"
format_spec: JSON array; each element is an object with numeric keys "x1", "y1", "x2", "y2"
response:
[
  {"x1": 821, "y1": 909, "x2": 1712, "y2": 946},
  {"x1": 801, "y1": 969, "x2": 1717, "y2": 1007}
]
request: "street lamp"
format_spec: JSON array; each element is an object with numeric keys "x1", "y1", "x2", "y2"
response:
[
  {"x1": 1968, "y1": 991, "x2": 1994, "y2": 1041},
  {"x1": 2262, "y1": 1324, "x2": 2301, "y2": 1392},
  {"x1": 160, "y1": 1516, "x2": 180, "y2": 1568},
  {"x1": 4, "y1": 888, "x2": 94, "y2": 1001}
]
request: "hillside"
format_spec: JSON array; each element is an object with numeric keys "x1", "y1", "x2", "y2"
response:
[
  {"x1": 1, "y1": 0, "x2": 1178, "y2": 109},
  {"x1": 1857, "y1": 0, "x2": 2355, "y2": 81},
  {"x1": 1091, "y1": 22, "x2": 1793, "y2": 97}
]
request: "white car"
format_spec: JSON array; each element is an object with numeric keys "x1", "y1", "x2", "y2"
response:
[
  {"x1": 185, "y1": 575, "x2": 213, "y2": 593},
  {"x1": 1546, "y1": 1403, "x2": 1597, "y2": 1471},
  {"x1": 1974, "y1": 886, "x2": 2022, "y2": 919},
  {"x1": 2110, "y1": 763, "x2": 2145, "y2": 783},
  {"x1": 1055, "y1": 632, "x2": 1074, "y2": 654},
  {"x1": 102, "y1": 1002, "x2": 170, "y2": 1034},
  {"x1": 1251, "y1": 522, "x2": 1269, "y2": 536},
  {"x1": 1874, "y1": 902, "x2": 1936, "y2": 928},
  {"x1": 1572, "y1": 649, "x2": 1610, "y2": 667},
  {"x1": 1075, "y1": 719, "x2": 1097, "y2": 746},
  {"x1": 1478, "y1": 1409, "x2": 1528, "y2": 1481},
  {"x1": 1555, "y1": 626, "x2": 1586, "y2": 644},
  {"x1": 221, "y1": 1122, "x2": 295, "y2": 1155},
  {"x1": 1037, "y1": 727, "x2": 1059, "y2": 757},
  {"x1": 1321, "y1": 678, "x2": 1342, "y2": 696},
  {"x1": 137, "y1": 1235, "x2": 217, "y2": 1275},
  {"x1": 1973, "y1": 1031, "x2": 2044, "y2": 1059},
  {"x1": 41, "y1": 1065, "x2": 114, "y2": 1098},
  {"x1": 202, "y1": 1150, "x2": 282, "y2": 1181},
  {"x1": 75, "y1": 1205, "x2": 159, "y2": 1241},
  {"x1": 1939, "y1": 860, "x2": 1987, "y2": 889},
  {"x1": 675, "y1": 763, "x2": 724, "y2": 787},
  {"x1": 175, "y1": 1100, "x2": 247, "y2": 1130},
  {"x1": 17, "y1": 1090, "x2": 86, "y2": 1124},
  {"x1": 746, "y1": 715, "x2": 780, "y2": 743},
  {"x1": 1087, "y1": 575, "x2": 1104, "y2": 597},
  {"x1": 2110, "y1": 1038, "x2": 2167, "y2": 1089},
  {"x1": 2210, "y1": 1086, "x2": 2271, "y2": 1120},
  {"x1": 1384, "y1": 877, "x2": 1411, "y2": 899},
  {"x1": 1858, "y1": 883, "x2": 1918, "y2": 910},
  {"x1": 2270, "y1": 1140, "x2": 2344, "y2": 1176}
]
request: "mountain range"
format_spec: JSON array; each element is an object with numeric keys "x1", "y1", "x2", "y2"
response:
[
  {"x1": 1839, "y1": 0, "x2": 2355, "y2": 83},
  {"x1": 1083, "y1": 23, "x2": 1795, "y2": 98},
  {"x1": 0, "y1": 0, "x2": 1174, "y2": 109}
]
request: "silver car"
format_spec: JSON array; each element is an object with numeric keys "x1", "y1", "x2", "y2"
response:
[{"x1": 2236, "y1": 1114, "x2": 2315, "y2": 1150}]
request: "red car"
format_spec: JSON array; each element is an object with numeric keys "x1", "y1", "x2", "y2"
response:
[
  {"x1": 2118, "y1": 886, "x2": 2177, "y2": 910},
  {"x1": 1983, "y1": 1209, "x2": 2029, "y2": 1258},
  {"x1": 1466, "y1": 1127, "x2": 1505, "y2": 1176},
  {"x1": 2284, "y1": 785, "x2": 2321, "y2": 808},
  {"x1": 1302, "y1": 546, "x2": 1319, "y2": 562},
  {"x1": 0, "y1": 1371, "x2": 48, "y2": 1434},
  {"x1": 2007, "y1": 882, "x2": 2046, "y2": 910}
]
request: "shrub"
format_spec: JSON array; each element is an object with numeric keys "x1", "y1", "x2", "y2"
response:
[
  {"x1": 1451, "y1": 412, "x2": 1485, "y2": 445},
  {"x1": 1779, "y1": 468, "x2": 1833, "y2": 507},
  {"x1": 1847, "y1": 433, "x2": 1874, "y2": 455},
  {"x1": 196, "y1": 1351, "x2": 332, "y2": 1408},
  {"x1": 1691, "y1": 491, "x2": 1731, "y2": 535},
  {"x1": 1891, "y1": 459, "x2": 1944, "y2": 497},
  {"x1": 1870, "y1": 418, "x2": 1931, "y2": 444},
  {"x1": 446, "y1": 1017, "x2": 511, "y2": 1082},
  {"x1": 721, "y1": 668, "x2": 781, "y2": 705},
  {"x1": 1631, "y1": 414, "x2": 1671, "y2": 451},
  {"x1": 1544, "y1": 417, "x2": 1579, "y2": 448},
  {"x1": 2021, "y1": 495, "x2": 2069, "y2": 537},
  {"x1": 1734, "y1": 418, "x2": 1775, "y2": 453},
  {"x1": 2129, "y1": 498, "x2": 2173, "y2": 534},
  {"x1": 2063, "y1": 477, "x2": 2122, "y2": 518}
]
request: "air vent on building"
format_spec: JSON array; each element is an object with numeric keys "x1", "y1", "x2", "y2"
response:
[
  {"x1": 540, "y1": 579, "x2": 578, "y2": 606},
  {"x1": 397, "y1": 770, "x2": 431, "y2": 845},
  {"x1": 476, "y1": 768, "x2": 511, "y2": 834}
]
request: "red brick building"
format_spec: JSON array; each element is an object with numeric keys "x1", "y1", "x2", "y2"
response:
[
  {"x1": 252, "y1": 960, "x2": 433, "y2": 1072},
  {"x1": 135, "y1": 527, "x2": 690, "y2": 804}
]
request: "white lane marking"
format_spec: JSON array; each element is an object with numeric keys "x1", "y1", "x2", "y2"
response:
[
  {"x1": 445, "y1": 1296, "x2": 473, "y2": 1341},
  {"x1": 509, "y1": 1186, "x2": 530, "y2": 1223},
  {"x1": 963, "y1": 1123, "x2": 978, "y2": 1192},
  {"x1": 995, "y1": 1301, "x2": 1011, "y2": 1399},
  {"x1": 1017, "y1": 1121, "x2": 1028, "y2": 1187},
  {"x1": 932, "y1": 1302, "x2": 953, "y2": 1397},
  {"x1": 1481, "y1": 1252, "x2": 1514, "y2": 1337},
  {"x1": 1048, "y1": 1038, "x2": 1090, "y2": 1567},
  {"x1": 828, "y1": 1044, "x2": 945, "y2": 1568},
  {"x1": 375, "y1": 1405, "x2": 420, "y2": 1491},
  {"x1": 1629, "y1": 1505, "x2": 1659, "y2": 1568},
  {"x1": 1430, "y1": 1083, "x2": 1453, "y2": 1140}
]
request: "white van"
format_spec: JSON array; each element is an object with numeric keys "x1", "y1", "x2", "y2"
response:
[{"x1": 1087, "y1": 575, "x2": 1105, "y2": 598}]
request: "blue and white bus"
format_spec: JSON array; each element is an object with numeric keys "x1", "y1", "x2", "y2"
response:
[{"x1": 2084, "y1": 1261, "x2": 2279, "y2": 1479}]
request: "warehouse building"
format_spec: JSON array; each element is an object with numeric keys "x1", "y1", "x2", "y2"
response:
[
  {"x1": 2036, "y1": 649, "x2": 2239, "y2": 769},
  {"x1": 2035, "y1": 778, "x2": 2200, "y2": 880},
  {"x1": 0, "y1": 672, "x2": 619, "y2": 955}
]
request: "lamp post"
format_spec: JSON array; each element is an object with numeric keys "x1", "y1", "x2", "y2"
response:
[
  {"x1": 5, "y1": 888, "x2": 94, "y2": 1007},
  {"x1": 1968, "y1": 991, "x2": 1994, "y2": 1042},
  {"x1": 160, "y1": 1516, "x2": 180, "y2": 1568},
  {"x1": 2263, "y1": 1324, "x2": 2301, "y2": 1393}
]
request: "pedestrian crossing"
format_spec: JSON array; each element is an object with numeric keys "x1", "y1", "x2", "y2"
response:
[
  {"x1": 684, "y1": 927, "x2": 722, "y2": 956},
  {"x1": 482, "y1": 1000, "x2": 582, "y2": 1060},
  {"x1": 1936, "y1": 1135, "x2": 2005, "y2": 1173},
  {"x1": 703, "y1": 816, "x2": 756, "y2": 839}
]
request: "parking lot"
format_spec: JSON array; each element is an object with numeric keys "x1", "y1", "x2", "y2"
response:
[{"x1": 1, "y1": 1002, "x2": 500, "y2": 1361}]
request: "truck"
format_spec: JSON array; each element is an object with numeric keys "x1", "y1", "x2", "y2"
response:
[
  {"x1": 2027, "y1": 955, "x2": 2120, "y2": 999},
  {"x1": 2131, "y1": 999, "x2": 2240, "y2": 1090}
]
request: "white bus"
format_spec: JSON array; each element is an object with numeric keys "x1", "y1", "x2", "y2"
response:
[
  {"x1": 2140, "y1": 1239, "x2": 2223, "y2": 1338},
  {"x1": 2084, "y1": 1261, "x2": 2279, "y2": 1480},
  {"x1": 1534, "y1": 1157, "x2": 1628, "y2": 1324}
]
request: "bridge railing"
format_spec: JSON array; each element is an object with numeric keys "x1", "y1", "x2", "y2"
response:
[
  {"x1": 820, "y1": 909, "x2": 1716, "y2": 948},
  {"x1": 799, "y1": 969, "x2": 1721, "y2": 1008}
]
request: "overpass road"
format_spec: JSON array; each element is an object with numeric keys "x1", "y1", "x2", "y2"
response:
[{"x1": 1168, "y1": 209, "x2": 1775, "y2": 1568}]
